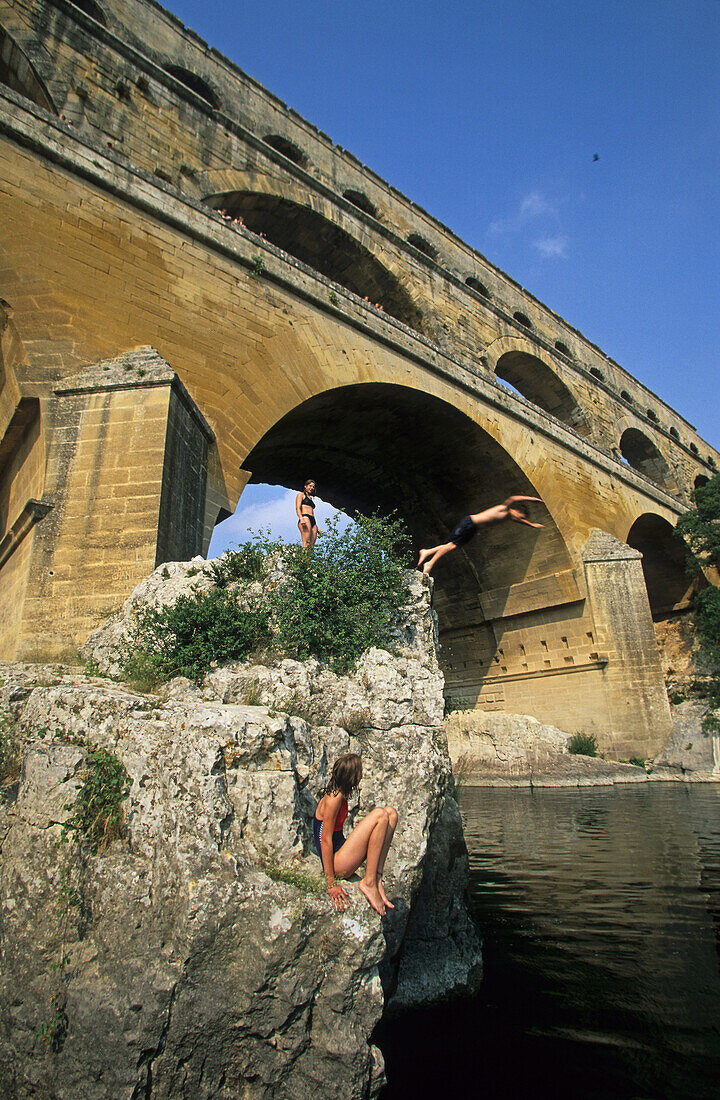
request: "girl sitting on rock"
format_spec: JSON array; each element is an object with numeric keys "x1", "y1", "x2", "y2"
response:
[{"x1": 314, "y1": 752, "x2": 398, "y2": 915}]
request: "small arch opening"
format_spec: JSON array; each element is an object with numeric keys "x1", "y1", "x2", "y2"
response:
[
  {"x1": 407, "y1": 233, "x2": 438, "y2": 260},
  {"x1": 495, "y1": 351, "x2": 591, "y2": 436},
  {"x1": 619, "y1": 428, "x2": 677, "y2": 491},
  {"x1": 343, "y1": 189, "x2": 377, "y2": 217},
  {"x1": 164, "y1": 65, "x2": 220, "y2": 109},
  {"x1": 0, "y1": 26, "x2": 56, "y2": 112},
  {"x1": 669, "y1": 426, "x2": 679, "y2": 439},
  {"x1": 646, "y1": 408, "x2": 658, "y2": 422},
  {"x1": 621, "y1": 389, "x2": 634, "y2": 403},
  {"x1": 465, "y1": 277, "x2": 491, "y2": 299},
  {"x1": 708, "y1": 456, "x2": 716, "y2": 468},
  {"x1": 263, "y1": 134, "x2": 308, "y2": 167},
  {"x1": 513, "y1": 311, "x2": 532, "y2": 328},
  {"x1": 204, "y1": 190, "x2": 427, "y2": 335},
  {"x1": 69, "y1": 0, "x2": 107, "y2": 24},
  {"x1": 627, "y1": 514, "x2": 695, "y2": 617},
  {"x1": 690, "y1": 443, "x2": 699, "y2": 454},
  {"x1": 694, "y1": 475, "x2": 709, "y2": 490},
  {"x1": 554, "y1": 341, "x2": 571, "y2": 357},
  {"x1": 589, "y1": 367, "x2": 605, "y2": 381}
]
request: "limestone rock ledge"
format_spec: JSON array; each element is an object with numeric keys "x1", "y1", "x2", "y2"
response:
[{"x1": 0, "y1": 566, "x2": 481, "y2": 1100}]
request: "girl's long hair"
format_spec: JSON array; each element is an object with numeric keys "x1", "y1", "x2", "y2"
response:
[{"x1": 325, "y1": 753, "x2": 362, "y2": 799}]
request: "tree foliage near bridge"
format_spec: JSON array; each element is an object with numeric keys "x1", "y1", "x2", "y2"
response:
[{"x1": 676, "y1": 474, "x2": 720, "y2": 730}]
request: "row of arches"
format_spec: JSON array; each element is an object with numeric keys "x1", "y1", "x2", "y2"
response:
[{"x1": 0, "y1": 22, "x2": 710, "y2": 502}]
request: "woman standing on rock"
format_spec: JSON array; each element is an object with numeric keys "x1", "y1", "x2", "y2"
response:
[
  {"x1": 296, "y1": 478, "x2": 321, "y2": 549},
  {"x1": 417, "y1": 494, "x2": 544, "y2": 574},
  {"x1": 314, "y1": 753, "x2": 398, "y2": 916}
]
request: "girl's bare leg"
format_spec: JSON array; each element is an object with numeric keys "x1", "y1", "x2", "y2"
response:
[
  {"x1": 334, "y1": 807, "x2": 390, "y2": 915},
  {"x1": 299, "y1": 518, "x2": 312, "y2": 548},
  {"x1": 376, "y1": 806, "x2": 398, "y2": 908}
]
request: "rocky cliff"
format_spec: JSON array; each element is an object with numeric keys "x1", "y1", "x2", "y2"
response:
[{"x1": 0, "y1": 560, "x2": 481, "y2": 1099}]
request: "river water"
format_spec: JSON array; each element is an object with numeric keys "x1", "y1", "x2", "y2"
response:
[{"x1": 376, "y1": 784, "x2": 720, "y2": 1099}]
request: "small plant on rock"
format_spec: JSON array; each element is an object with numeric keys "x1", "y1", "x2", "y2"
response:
[
  {"x1": 264, "y1": 861, "x2": 324, "y2": 894},
  {"x1": 567, "y1": 732, "x2": 598, "y2": 757},
  {"x1": 210, "y1": 534, "x2": 281, "y2": 586},
  {"x1": 62, "y1": 747, "x2": 131, "y2": 853},
  {"x1": 0, "y1": 712, "x2": 21, "y2": 787}
]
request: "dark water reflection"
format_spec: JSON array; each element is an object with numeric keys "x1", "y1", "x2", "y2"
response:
[{"x1": 376, "y1": 784, "x2": 720, "y2": 1099}]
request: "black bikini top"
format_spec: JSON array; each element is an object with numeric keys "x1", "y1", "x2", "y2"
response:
[{"x1": 301, "y1": 494, "x2": 315, "y2": 509}]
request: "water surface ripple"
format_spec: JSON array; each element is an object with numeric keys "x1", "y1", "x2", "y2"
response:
[{"x1": 377, "y1": 784, "x2": 720, "y2": 1099}]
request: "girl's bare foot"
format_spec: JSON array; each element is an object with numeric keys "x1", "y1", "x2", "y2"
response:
[
  {"x1": 422, "y1": 560, "x2": 434, "y2": 575},
  {"x1": 417, "y1": 549, "x2": 431, "y2": 568},
  {"x1": 359, "y1": 880, "x2": 386, "y2": 915},
  {"x1": 377, "y1": 881, "x2": 394, "y2": 909}
]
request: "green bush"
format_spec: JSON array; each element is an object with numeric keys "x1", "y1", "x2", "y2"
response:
[
  {"x1": 62, "y1": 747, "x2": 130, "y2": 853},
  {"x1": 567, "y1": 732, "x2": 598, "y2": 757},
  {"x1": 629, "y1": 756, "x2": 646, "y2": 768},
  {"x1": 676, "y1": 476, "x2": 720, "y2": 572},
  {"x1": 123, "y1": 513, "x2": 410, "y2": 687},
  {"x1": 675, "y1": 473, "x2": 720, "y2": 733},
  {"x1": 123, "y1": 588, "x2": 271, "y2": 686},
  {"x1": 269, "y1": 513, "x2": 411, "y2": 674},
  {"x1": 210, "y1": 532, "x2": 282, "y2": 587}
]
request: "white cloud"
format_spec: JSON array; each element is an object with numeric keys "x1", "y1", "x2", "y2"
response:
[
  {"x1": 533, "y1": 234, "x2": 569, "y2": 258},
  {"x1": 489, "y1": 190, "x2": 557, "y2": 236},
  {"x1": 520, "y1": 191, "x2": 554, "y2": 219}
]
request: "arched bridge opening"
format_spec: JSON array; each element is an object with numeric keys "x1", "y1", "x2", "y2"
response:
[
  {"x1": 239, "y1": 382, "x2": 575, "y2": 702},
  {"x1": 495, "y1": 350, "x2": 591, "y2": 437},
  {"x1": 620, "y1": 428, "x2": 678, "y2": 494},
  {"x1": 204, "y1": 191, "x2": 426, "y2": 335},
  {"x1": 0, "y1": 25, "x2": 56, "y2": 113},
  {"x1": 626, "y1": 513, "x2": 695, "y2": 618}
]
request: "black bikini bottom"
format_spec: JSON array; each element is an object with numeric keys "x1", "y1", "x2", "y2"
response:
[
  {"x1": 449, "y1": 515, "x2": 477, "y2": 546},
  {"x1": 299, "y1": 515, "x2": 317, "y2": 529}
]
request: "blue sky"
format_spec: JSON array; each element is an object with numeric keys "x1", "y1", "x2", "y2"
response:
[{"x1": 167, "y1": 0, "x2": 720, "y2": 555}]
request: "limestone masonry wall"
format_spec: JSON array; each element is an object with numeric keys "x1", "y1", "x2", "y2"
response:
[{"x1": 0, "y1": 0, "x2": 718, "y2": 754}]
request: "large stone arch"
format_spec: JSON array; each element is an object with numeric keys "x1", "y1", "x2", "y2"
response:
[
  {"x1": 238, "y1": 380, "x2": 575, "y2": 696},
  {"x1": 0, "y1": 24, "x2": 56, "y2": 113},
  {"x1": 626, "y1": 512, "x2": 695, "y2": 617},
  {"x1": 203, "y1": 189, "x2": 428, "y2": 336},
  {"x1": 619, "y1": 427, "x2": 678, "y2": 494},
  {"x1": 485, "y1": 336, "x2": 591, "y2": 437}
]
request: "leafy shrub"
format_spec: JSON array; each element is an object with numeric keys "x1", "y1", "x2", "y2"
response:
[
  {"x1": 123, "y1": 588, "x2": 271, "y2": 686},
  {"x1": 676, "y1": 475, "x2": 720, "y2": 572},
  {"x1": 210, "y1": 532, "x2": 282, "y2": 587},
  {"x1": 62, "y1": 747, "x2": 130, "y2": 853},
  {"x1": 269, "y1": 512, "x2": 410, "y2": 674},
  {"x1": 629, "y1": 756, "x2": 646, "y2": 768},
  {"x1": 567, "y1": 732, "x2": 598, "y2": 757},
  {"x1": 123, "y1": 513, "x2": 410, "y2": 687}
]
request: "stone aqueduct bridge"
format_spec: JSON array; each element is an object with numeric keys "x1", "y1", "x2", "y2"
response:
[{"x1": 1, "y1": 0, "x2": 718, "y2": 757}]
